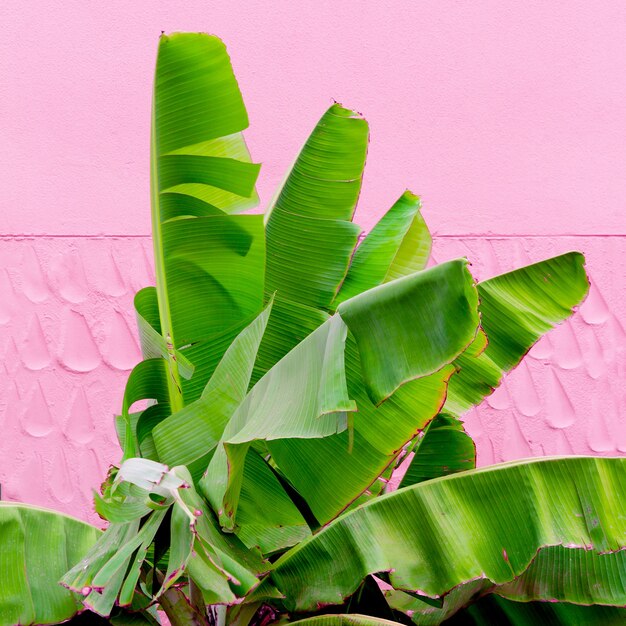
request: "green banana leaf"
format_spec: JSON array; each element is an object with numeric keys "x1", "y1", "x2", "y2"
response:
[
  {"x1": 0, "y1": 503, "x2": 101, "y2": 626},
  {"x1": 332, "y1": 190, "x2": 431, "y2": 306},
  {"x1": 264, "y1": 103, "x2": 367, "y2": 309},
  {"x1": 201, "y1": 259, "x2": 479, "y2": 532},
  {"x1": 261, "y1": 251, "x2": 587, "y2": 525},
  {"x1": 268, "y1": 457, "x2": 626, "y2": 612},
  {"x1": 252, "y1": 103, "x2": 367, "y2": 384},
  {"x1": 387, "y1": 544, "x2": 626, "y2": 624},
  {"x1": 445, "y1": 252, "x2": 588, "y2": 414},
  {"x1": 398, "y1": 412, "x2": 476, "y2": 488},
  {"x1": 119, "y1": 32, "x2": 265, "y2": 462}
]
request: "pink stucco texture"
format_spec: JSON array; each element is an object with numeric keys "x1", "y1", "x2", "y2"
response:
[{"x1": 1, "y1": 2, "x2": 625, "y2": 523}]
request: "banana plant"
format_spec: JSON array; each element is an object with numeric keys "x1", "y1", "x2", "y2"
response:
[{"x1": 1, "y1": 31, "x2": 625, "y2": 626}]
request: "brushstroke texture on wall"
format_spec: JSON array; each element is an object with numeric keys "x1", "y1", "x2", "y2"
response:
[{"x1": 1, "y1": 1, "x2": 625, "y2": 523}]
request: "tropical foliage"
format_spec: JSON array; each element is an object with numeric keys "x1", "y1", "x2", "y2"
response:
[{"x1": 1, "y1": 32, "x2": 624, "y2": 626}]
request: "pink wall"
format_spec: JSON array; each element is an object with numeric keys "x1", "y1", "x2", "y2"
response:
[{"x1": 1, "y1": 2, "x2": 625, "y2": 523}]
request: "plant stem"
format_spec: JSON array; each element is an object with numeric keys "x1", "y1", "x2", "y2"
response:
[
  {"x1": 150, "y1": 86, "x2": 184, "y2": 414},
  {"x1": 159, "y1": 586, "x2": 210, "y2": 626}
]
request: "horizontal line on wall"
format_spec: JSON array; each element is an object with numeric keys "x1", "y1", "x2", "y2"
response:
[{"x1": 1, "y1": 233, "x2": 626, "y2": 240}]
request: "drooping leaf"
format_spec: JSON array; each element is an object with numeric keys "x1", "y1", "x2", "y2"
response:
[
  {"x1": 268, "y1": 262, "x2": 478, "y2": 523},
  {"x1": 337, "y1": 259, "x2": 479, "y2": 405},
  {"x1": 269, "y1": 457, "x2": 626, "y2": 611},
  {"x1": 152, "y1": 301, "x2": 273, "y2": 472},
  {"x1": 0, "y1": 503, "x2": 100, "y2": 626},
  {"x1": 398, "y1": 413, "x2": 476, "y2": 488},
  {"x1": 205, "y1": 260, "x2": 479, "y2": 530},
  {"x1": 445, "y1": 252, "x2": 589, "y2": 414},
  {"x1": 268, "y1": 360, "x2": 454, "y2": 524},
  {"x1": 333, "y1": 190, "x2": 431, "y2": 306},
  {"x1": 387, "y1": 545, "x2": 626, "y2": 624},
  {"x1": 201, "y1": 313, "x2": 354, "y2": 530},
  {"x1": 445, "y1": 596, "x2": 626, "y2": 626}
]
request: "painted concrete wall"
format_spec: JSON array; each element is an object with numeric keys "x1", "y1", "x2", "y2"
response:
[{"x1": 1, "y1": 2, "x2": 625, "y2": 523}]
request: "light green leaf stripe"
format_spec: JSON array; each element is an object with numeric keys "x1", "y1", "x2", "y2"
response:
[
  {"x1": 269, "y1": 457, "x2": 626, "y2": 611},
  {"x1": 333, "y1": 190, "x2": 431, "y2": 306},
  {"x1": 0, "y1": 503, "x2": 100, "y2": 626},
  {"x1": 268, "y1": 362, "x2": 454, "y2": 524},
  {"x1": 251, "y1": 296, "x2": 330, "y2": 385},
  {"x1": 201, "y1": 314, "x2": 354, "y2": 529}
]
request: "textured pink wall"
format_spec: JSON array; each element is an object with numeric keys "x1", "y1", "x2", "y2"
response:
[{"x1": 1, "y1": 2, "x2": 625, "y2": 523}]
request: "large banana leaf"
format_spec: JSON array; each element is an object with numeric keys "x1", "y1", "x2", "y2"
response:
[
  {"x1": 120, "y1": 32, "x2": 265, "y2": 460},
  {"x1": 201, "y1": 260, "x2": 479, "y2": 531},
  {"x1": 394, "y1": 252, "x2": 588, "y2": 493},
  {"x1": 387, "y1": 545, "x2": 626, "y2": 624},
  {"x1": 252, "y1": 104, "x2": 367, "y2": 384},
  {"x1": 268, "y1": 457, "x2": 626, "y2": 611},
  {"x1": 0, "y1": 503, "x2": 101, "y2": 626},
  {"x1": 268, "y1": 259, "x2": 479, "y2": 524}
]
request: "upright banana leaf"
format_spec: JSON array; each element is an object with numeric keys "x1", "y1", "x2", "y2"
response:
[
  {"x1": 332, "y1": 191, "x2": 431, "y2": 306},
  {"x1": 121, "y1": 32, "x2": 265, "y2": 459},
  {"x1": 268, "y1": 457, "x2": 626, "y2": 611},
  {"x1": 264, "y1": 104, "x2": 367, "y2": 309},
  {"x1": 253, "y1": 104, "x2": 367, "y2": 383},
  {"x1": 0, "y1": 503, "x2": 100, "y2": 626}
]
